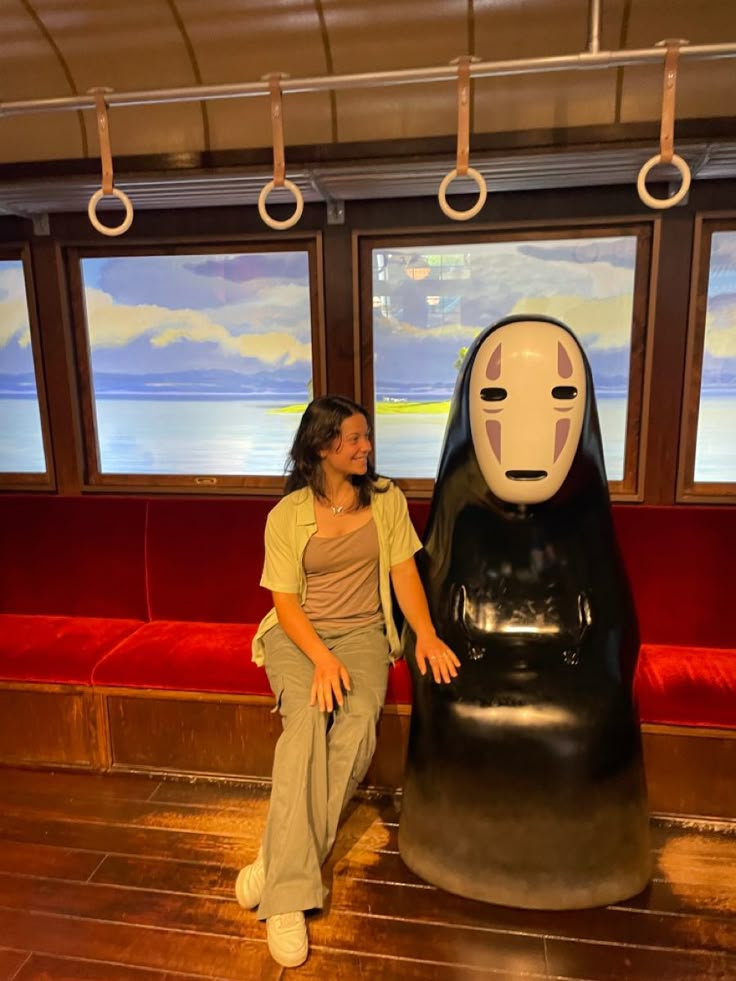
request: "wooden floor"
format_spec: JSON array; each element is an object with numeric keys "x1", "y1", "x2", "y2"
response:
[{"x1": 0, "y1": 770, "x2": 734, "y2": 980}]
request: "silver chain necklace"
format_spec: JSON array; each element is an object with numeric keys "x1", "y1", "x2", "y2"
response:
[{"x1": 326, "y1": 488, "x2": 354, "y2": 516}]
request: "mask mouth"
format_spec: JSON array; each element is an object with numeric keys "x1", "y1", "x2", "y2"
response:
[{"x1": 505, "y1": 470, "x2": 547, "y2": 481}]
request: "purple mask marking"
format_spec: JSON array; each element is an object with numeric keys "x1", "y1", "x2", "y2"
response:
[
  {"x1": 486, "y1": 343, "x2": 502, "y2": 381},
  {"x1": 558, "y1": 342, "x2": 573, "y2": 379},
  {"x1": 486, "y1": 419, "x2": 501, "y2": 462},
  {"x1": 554, "y1": 418, "x2": 570, "y2": 462}
]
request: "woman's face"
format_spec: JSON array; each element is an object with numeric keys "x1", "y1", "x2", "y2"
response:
[{"x1": 320, "y1": 413, "x2": 372, "y2": 479}]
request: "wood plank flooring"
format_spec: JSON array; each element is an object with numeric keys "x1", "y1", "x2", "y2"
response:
[{"x1": 0, "y1": 768, "x2": 734, "y2": 979}]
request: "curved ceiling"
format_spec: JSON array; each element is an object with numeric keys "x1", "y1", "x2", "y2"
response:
[{"x1": 1, "y1": 0, "x2": 735, "y2": 213}]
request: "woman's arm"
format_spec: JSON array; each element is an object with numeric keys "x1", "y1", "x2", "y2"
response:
[
  {"x1": 390, "y1": 557, "x2": 460, "y2": 684},
  {"x1": 272, "y1": 591, "x2": 352, "y2": 711}
]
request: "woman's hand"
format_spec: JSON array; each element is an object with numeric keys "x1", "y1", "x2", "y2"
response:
[
  {"x1": 310, "y1": 652, "x2": 352, "y2": 711},
  {"x1": 415, "y1": 633, "x2": 461, "y2": 684}
]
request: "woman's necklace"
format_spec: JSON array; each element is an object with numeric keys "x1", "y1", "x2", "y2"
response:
[{"x1": 325, "y1": 486, "x2": 355, "y2": 517}]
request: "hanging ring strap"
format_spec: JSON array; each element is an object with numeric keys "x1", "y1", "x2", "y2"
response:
[
  {"x1": 438, "y1": 56, "x2": 487, "y2": 221},
  {"x1": 87, "y1": 88, "x2": 134, "y2": 237},
  {"x1": 636, "y1": 40, "x2": 691, "y2": 210},
  {"x1": 258, "y1": 73, "x2": 304, "y2": 231}
]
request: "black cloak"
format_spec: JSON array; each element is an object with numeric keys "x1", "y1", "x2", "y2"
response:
[{"x1": 398, "y1": 314, "x2": 650, "y2": 909}]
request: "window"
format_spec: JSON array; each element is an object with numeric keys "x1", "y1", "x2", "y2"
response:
[
  {"x1": 71, "y1": 244, "x2": 322, "y2": 489},
  {"x1": 679, "y1": 219, "x2": 736, "y2": 500},
  {"x1": 362, "y1": 227, "x2": 651, "y2": 495},
  {"x1": 0, "y1": 249, "x2": 51, "y2": 484}
]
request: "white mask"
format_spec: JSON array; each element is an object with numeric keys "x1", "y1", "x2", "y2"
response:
[{"x1": 469, "y1": 320, "x2": 586, "y2": 504}]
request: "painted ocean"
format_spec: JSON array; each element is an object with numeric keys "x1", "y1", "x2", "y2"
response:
[{"x1": 1, "y1": 394, "x2": 734, "y2": 483}]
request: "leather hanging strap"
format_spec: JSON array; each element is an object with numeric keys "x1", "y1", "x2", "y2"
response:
[
  {"x1": 267, "y1": 74, "x2": 286, "y2": 188},
  {"x1": 659, "y1": 42, "x2": 680, "y2": 165},
  {"x1": 92, "y1": 89, "x2": 114, "y2": 194},
  {"x1": 455, "y1": 56, "x2": 471, "y2": 177}
]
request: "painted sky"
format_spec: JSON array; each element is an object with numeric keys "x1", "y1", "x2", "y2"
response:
[
  {"x1": 0, "y1": 261, "x2": 34, "y2": 376},
  {"x1": 80, "y1": 252, "x2": 312, "y2": 380},
  {"x1": 1, "y1": 237, "x2": 734, "y2": 393},
  {"x1": 702, "y1": 231, "x2": 736, "y2": 380},
  {"x1": 373, "y1": 235, "x2": 736, "y2": 392},
  {"x1": 372, "y1": 237, "x2": 640, "y2": 390}
]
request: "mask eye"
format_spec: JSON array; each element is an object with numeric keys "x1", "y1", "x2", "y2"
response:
[
  {"x1": 480, "y1": 387, "x2": 507, "y2": 402},
  {"x1": 552, "y1": 386, "x2": 577, "y2": 400}
]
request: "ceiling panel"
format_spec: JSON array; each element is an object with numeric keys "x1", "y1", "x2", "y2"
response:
[
  {"x1": 620, "y1": 0, "x2": 736, "y2": 123},
  {"x1": 0, "y1": 0, "x2": 734, "y2": 175},
  {"x1": 322, "y1": 0, "x2": 468, "y2": 142},
  {"x1": 175, "y1": 0, "x2": 333, "y2": 151},
  {"x1": 0, "y1": 0, "x2": 84, "y2": 162},
  {"x1": 25, "y1": 0, "x2": 206, "y2": 158},
  {"x1": 473, "y1": 0, "x2": 626, "y2": 133}
]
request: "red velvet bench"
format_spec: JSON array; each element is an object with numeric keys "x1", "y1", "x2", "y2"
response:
[{"x1": 1, "y1": 495, "x2": 735, "y2": 816}]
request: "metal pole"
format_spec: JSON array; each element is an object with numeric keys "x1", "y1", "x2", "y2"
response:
[
  {"x1": 588, "y1": 0, "x2": 602, "y2": 54},
  {"x1": 2, "y1": 42, "x2": 736, "y2": 117}
]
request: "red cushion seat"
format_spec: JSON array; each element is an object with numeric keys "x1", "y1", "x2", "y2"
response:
[
  {"x1": 635, "y1": 644, "x2": 736, "y2": 729},
  {"x1": 386, "y1": 659, "x2": 412, "y2": 704},
  {"x1": 0, "y1": 614, "x2": 144, "y2": 685},
  {"x1": 92, "y1": 621, "x2": 270, "y2": 696}
]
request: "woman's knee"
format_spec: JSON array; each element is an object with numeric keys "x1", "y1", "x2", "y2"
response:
[
  {"x1": 279, "y1": 699, "x2": 328, "y2": 737},
  {"x1": 334, "y1": 709, "x2": 378, "y2": 759},
  {"x1": 342, "y1": 683, "x2": 384, "y2": 722}
]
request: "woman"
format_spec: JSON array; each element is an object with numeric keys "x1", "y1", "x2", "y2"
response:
[{"x1": 236, "y1": 395, "x2": 460, "y2": 968}]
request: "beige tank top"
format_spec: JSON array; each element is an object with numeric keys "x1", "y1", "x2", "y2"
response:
[{"x1": 302, "y1": 518, "x2": 383, "y2": 632}]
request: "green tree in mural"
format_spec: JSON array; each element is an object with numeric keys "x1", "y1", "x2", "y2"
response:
[{"x1": 454, "y1": 347, "x2": 468, "y2": 372}]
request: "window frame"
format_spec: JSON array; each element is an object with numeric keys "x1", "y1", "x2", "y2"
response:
[
  {"x1": 0, "y1": 243, "x2": 55, "y2": 490},
  {"x1": 678, "y1": 213, "x2": 736, "y2": 502},
  {"x1": 356, "y1": 220, "x2": 654, "y2": 500},
  {"x1": 67, "y1": 236, "x2": 325, "y2": 493}
]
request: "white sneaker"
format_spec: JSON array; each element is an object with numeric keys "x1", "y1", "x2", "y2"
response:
[
  {"x1": 267, "y1": 911, "x2": 308, "y2": 968},
  {"x1": 234, "y1": 849, "x2": 265, "y2": 909}
]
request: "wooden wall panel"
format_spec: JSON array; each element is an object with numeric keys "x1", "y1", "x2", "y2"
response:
[
  {"x1": 641, "y1": 725, "x2": 736, "y2": 820},
  {"x1": 0, "y1": 685, "x2": 733, "y2": 819},
  {"x1": 106, "y1": 694, "x2": 279, "y2": 779},
  {"x1": 106, "y1": 693, "x2": 409, "y2": 790},
  {"x1": 365, "y1": 706, "x2": 410, "y2": 790},
  {"x1": 0, "y1": 687, "x2": 100, "y2": 767}
]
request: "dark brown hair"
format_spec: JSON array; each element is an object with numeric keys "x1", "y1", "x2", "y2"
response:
[{"x1": 284, "y1": 396, "x2": 388, "y2": 508}]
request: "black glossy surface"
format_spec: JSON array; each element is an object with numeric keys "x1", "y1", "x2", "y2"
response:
[{"x1": 399, "y1": 316, "x2": 650, "y2": 909}]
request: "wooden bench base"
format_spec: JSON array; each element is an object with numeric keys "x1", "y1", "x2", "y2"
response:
[{"x1": 1, "y1": 684, "x2": 733, "y2": 819}]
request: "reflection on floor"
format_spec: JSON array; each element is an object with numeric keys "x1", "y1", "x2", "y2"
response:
[{"x1": 0, "y1": 768, "x2": 734, "y2": 979}]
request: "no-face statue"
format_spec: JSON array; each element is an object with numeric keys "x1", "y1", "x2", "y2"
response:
[{"x1": 398, "y1": 316, "x2": 650, "y2": 910}]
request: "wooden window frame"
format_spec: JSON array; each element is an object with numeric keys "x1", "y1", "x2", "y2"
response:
[
  {"x1": 356, "y1": 220, "x2": 653, "y2": 500},
  {"x1": 0, "y1": 243, "x2": 55, "y2": 491},
  {"x1": 678, "y1": 213, "x2": 736, "y2": 503},
  {"x1": 66, "y1": 236, "x2": 325, "y2": 495}
]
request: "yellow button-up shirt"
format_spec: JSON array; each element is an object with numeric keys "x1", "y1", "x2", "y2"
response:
[{"x1": 251, "y1": 480, "x2": 422, "y2": 665}]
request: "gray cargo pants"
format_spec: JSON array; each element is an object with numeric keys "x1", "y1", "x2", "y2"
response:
[{"x1": 256, "y1": 621, "x2": 390, "y2": 921}]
